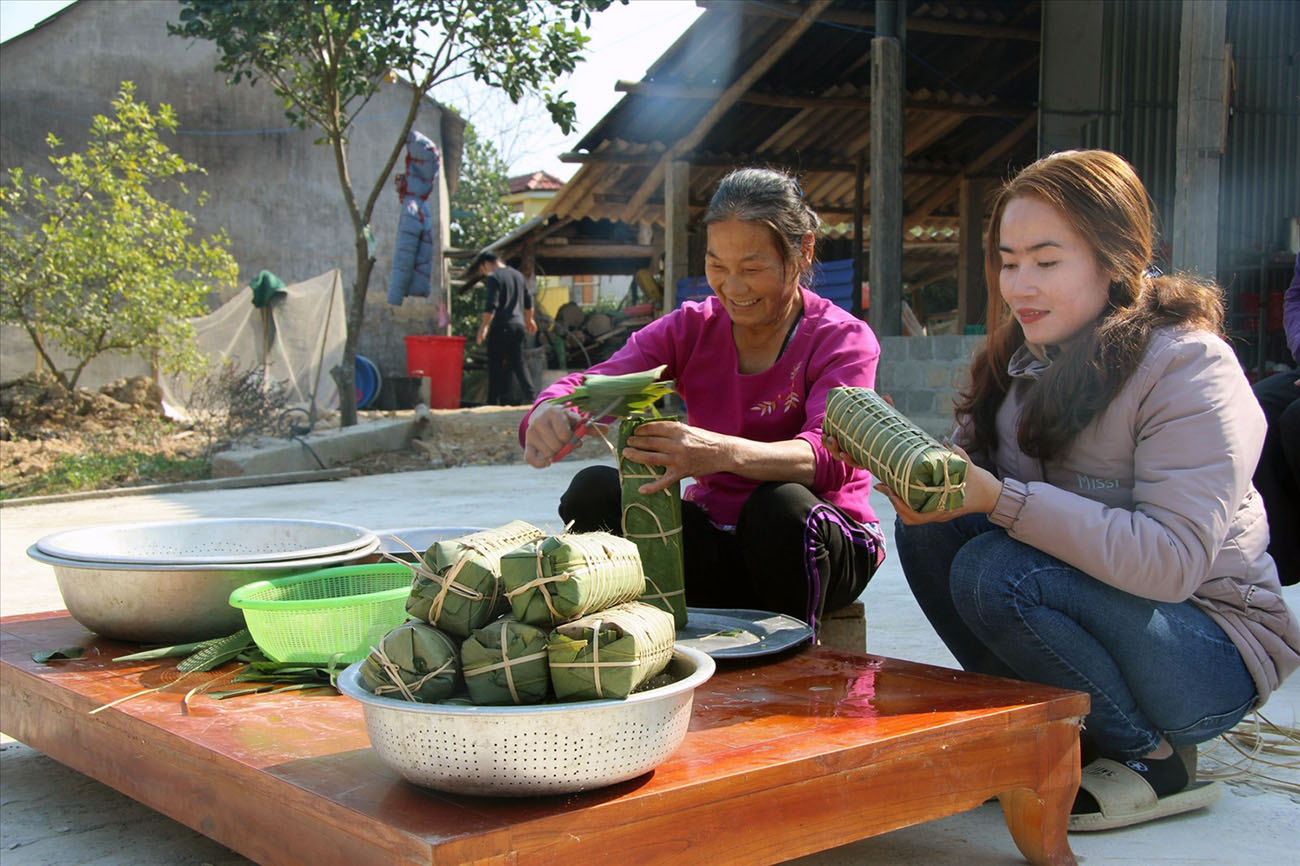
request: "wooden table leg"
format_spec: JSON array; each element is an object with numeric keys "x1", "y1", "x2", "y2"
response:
[{"x1": 996, "y1": 718, "x2": 1081, "y2": 866}]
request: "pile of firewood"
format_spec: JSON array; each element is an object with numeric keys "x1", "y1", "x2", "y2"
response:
[{"x1": 546, "y1": 301, "x2": 655, "y2": 368}]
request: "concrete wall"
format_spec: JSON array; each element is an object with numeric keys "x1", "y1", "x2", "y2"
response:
[
  {"x1": 875, "y1": 335, "x2": 986, "y2": 440},
  {"x1": 0, "y1": 0, "x2": 462, "y2": 381},
  {"x1": 1038, "y1": 0, "x2": 1106, "y2": 157}
]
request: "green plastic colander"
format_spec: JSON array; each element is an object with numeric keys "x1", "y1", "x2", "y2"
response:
[{"x1": 229, "y1": 563, "x2": 414, "y2": 663}]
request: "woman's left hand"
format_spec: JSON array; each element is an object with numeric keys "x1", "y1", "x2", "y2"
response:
[
  {"x1": 622, "y1": 420, "x2": 730, "y2": 495},
  {"x1": 824, "y1": 435, "x2": 1005, "y2": 525},
  {"x1": 879, "y1": 446, "x2": 1004, "y2": 525}
]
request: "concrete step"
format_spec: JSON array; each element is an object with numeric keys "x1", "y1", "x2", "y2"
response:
[
  {"x1": 818, "y1": 600, "x2": 867, "y2": 653},
  {"x1": 212, "y1": 416, "x2": 418, "y2": 477}
]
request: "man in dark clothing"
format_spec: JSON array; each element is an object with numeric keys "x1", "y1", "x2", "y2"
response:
[
  {"x1": 473, "y1": 251, "x2": 537, "y2": 405},
  {"x1": 1251, "y1": 253, "x2": 1300, "y2": 586}
]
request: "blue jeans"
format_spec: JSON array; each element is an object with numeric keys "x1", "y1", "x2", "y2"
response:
[{"x1": 896, "y1": 514, "x2": 1257, "y2": 758}]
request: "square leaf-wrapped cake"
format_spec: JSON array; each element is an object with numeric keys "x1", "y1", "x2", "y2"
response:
[
  {"x1": 461, "y1": 617, "x2": 551, "y2": 706},
  {"x1": 501, "y1": 531, "x2": 646, "y2": 628},
  {"x1": 407, "y1": 521, "x2": 545, "y2": 637},
  {"x1": 546, "y1": 601, "x2": 676, "y2": 701}
]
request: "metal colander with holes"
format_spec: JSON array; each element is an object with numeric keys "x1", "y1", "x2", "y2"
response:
[
  {"x1": 35, "y1": 518, "x2": 378, "y2": 566},
  {"x1": 336, "y1": 645, "x2": 715, "y2": 797}
]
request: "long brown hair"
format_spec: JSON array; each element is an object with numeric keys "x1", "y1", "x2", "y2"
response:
[{"x1": 956, "y1": 150, "x2": 1225, "y2": 461}]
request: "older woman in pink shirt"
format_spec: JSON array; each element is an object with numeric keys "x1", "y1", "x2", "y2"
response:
[{"x1": 520, "y1": 168, "x2": 884, "y2": 631}]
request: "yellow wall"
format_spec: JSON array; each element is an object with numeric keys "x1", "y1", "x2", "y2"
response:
[
  {"x1": 535, "y1": 276, "x2": 568, "y2": 317},
  {"x1": 502, "y1": 192, "x2": 554, "y2": 222}
]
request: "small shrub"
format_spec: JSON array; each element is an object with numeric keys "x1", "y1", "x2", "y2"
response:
[{"x1": 185, "y1": 361, "x2": 292, "y2": 455}]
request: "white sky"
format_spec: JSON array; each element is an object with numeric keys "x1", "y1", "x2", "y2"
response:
[{"x1": 0, "y1": 0, "x2": 704, "y2": 180}]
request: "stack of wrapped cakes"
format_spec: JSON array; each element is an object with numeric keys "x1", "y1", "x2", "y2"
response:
[{"x1": 356, "y1": 520, "x2": 677, "y2": 705}]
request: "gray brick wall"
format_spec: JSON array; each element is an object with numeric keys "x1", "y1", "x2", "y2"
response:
[{"x1": 875, "y1": 335, "x2": 985, "y2": 439}]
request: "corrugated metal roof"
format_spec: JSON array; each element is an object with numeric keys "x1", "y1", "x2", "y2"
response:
[{"x1": 547, "y1": 0, "x2": 1041, "y2": 240}]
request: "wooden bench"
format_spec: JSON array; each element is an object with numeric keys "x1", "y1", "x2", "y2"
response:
[{"x1": 0, "y1": 611, "x2": 1087, "y2": 866}]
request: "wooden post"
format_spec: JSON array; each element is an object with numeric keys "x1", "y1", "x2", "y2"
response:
[
  {"x1": 957, "y1": 177, "x2": 987, "y2": 330},
  {"x1": 869, "y1": 1, "x2": 904, "y2": 337},
  {"x1": 663, "y1": 160, "x2": 691, "y2": 313},
  {"x1": 1172, "y1": 0, "x2": 1228, "y2": 280},
  {"x1": 853, "y1": 153, "x2": 866, "y2": 318},
  {"x1": 520, "y1": 242, "x2": 537, "y2": 281}
]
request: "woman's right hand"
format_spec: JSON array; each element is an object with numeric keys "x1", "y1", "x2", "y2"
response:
[{"x1": 523, "y1": 402, "x2": 579, "y2": 468}]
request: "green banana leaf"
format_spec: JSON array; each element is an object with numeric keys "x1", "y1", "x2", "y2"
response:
[{"x1": 546, "y1": 365, "x2": 675, "y2": 418}]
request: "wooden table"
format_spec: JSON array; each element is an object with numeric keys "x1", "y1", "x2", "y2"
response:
[{"x1": 1, "y1": 612, "x2": 1087, "y2": 866}]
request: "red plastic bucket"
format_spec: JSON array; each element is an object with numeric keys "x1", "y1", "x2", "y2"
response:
[{"x1": 404, "y1": 335, "x2": 466, "y2": 409}]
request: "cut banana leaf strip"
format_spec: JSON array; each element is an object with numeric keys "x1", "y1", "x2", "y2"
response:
[
  {"x1": 31, "y1": 646, "x2": 86, "y2": 663},
  {"x1": 546, "y1": 365, "x2": 675, "y2": 418}
]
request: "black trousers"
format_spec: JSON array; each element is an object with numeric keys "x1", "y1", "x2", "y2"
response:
[
  {"x1": 1253, "y1": 369, "x2": 1300, "y2": 586},
  {"x1": 558, "y1": 465, "x2": 880, "y2": 629},
  {"x1": 486, "y1": 322, "x2": 533, "y2": 405}
]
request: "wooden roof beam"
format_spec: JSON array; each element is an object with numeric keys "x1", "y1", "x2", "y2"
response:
[
  {"x1": 695, "y1": 0, "x2": 1041, "y2": 42},
  {"x1": 625, "y1": 0, "x2": 833, "y2": 216},
  {"x1": 533, "y1": 243, "x2": 656, "y2": 258},
  {"x1": 530, "y1": 216, "x2": 574, "y2": 244},
  {"x1": 905, "y1": 114, "x2": 1036, "y2": 225},
  {"x1": 559, "y1": 151, "x2": 659, "y2": 165},
  {"x1": 561, "y1": 149, "x2": 961, "y2": 177},
  {"x1": 612, "y1": 81, "x2": 1032, "y2": 117}
]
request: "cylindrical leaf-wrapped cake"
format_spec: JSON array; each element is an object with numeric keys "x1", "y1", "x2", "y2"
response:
[
  {"x1": 824, "y1": 386, "x2": 967, "y2": 513},
  {"x1": 618, "y1": 416, "x2": 687, "y2": 629}
]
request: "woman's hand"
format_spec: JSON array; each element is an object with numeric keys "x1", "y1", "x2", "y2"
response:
[
  {"x1": 622, "y1": 420, "x2": 731, "y2": 495},
  {"x1": 880, "y1": 445, "x2": 1004, "y2": 525},
  {"x1": 822, "y1": 432, "x2": 860, "y2": 469},
  {"x1": 823, "y1": 436, "x2": 1005, "y2": 525},
  {"x1": 523, "y1": 402, "x2": 580, "y2": 468}
]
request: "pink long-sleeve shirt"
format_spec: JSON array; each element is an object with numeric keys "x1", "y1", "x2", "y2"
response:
[{"x1": 521, "y1": 287, "x2": 882, "y2": 529}]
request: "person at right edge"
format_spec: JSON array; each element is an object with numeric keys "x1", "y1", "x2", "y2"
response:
[
  {"x1": 1250, "y1": 252, "x2": 1299, "y2": 587},
  {"x1": 827, "y1": 149, "x2": 1299, "y2": 832},
  {"x1": 473, "y1": 251, "x2": 537, "y2": 405}
]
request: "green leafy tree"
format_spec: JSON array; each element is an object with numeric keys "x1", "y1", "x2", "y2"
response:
[
  {"x1": 449, "y1": 120, "x2": 519, "y2": 339},
  {"x1": 170, "y1": 0, "x2": 615, "y2": 426},
  {"x1": 0, "y1": 83, "x2": 238, "y2": 391}
]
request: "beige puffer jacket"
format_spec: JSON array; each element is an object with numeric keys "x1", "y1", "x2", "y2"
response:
[{"x1": 963, "y1": 327, "x2": 1300, "y2": 705}]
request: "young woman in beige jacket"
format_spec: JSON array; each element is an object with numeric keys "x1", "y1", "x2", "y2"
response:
[{"x1": 830, "y1": 149, "x2": 1299, "y2": 831}]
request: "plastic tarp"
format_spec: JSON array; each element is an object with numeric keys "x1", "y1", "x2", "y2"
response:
[{"x1": 159, "y1": 269, "x2": 346, "y2": 421}]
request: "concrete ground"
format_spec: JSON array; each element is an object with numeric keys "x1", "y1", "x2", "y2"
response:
[{"x1": 1, "y1": 456, "x2": 1297, "y2": 865}]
